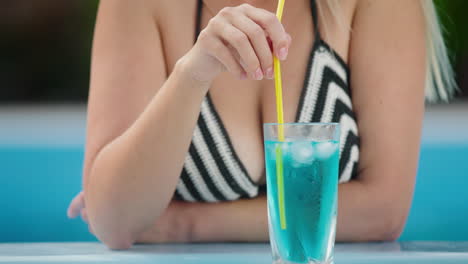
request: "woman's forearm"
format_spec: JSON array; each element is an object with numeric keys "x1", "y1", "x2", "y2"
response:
[
  {"x1": 336, "y1": 180, "x2": 407, "y2": 242},
  {"x1": 191, "y1": 196, "x2": 270, "y2": 242},
  {"x1": 188, "y1": 181, "x2": 407, "y2": 243},
  {"x1": 86, "y1": 59, "x2": 210, "y2": 248}
]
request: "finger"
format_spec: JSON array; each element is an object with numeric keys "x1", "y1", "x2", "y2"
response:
[
  {"x1": 229, "y1": 14, "x2": 274, "y2": 79},
  {"x1": 210, "y1": 36, "x2": 247, "y2": 79},
  {"x1": 287, "y1": 33, "x2": 292, "y2": 46},
  {"x1": 67, "y1": 191, "x2": 85, "y2": 219},
  {"x1": 81, "y1": 208, "x2": 89, "y2": 224},
  {"x1": 216, "y1": 21, "x2": 262, "y2": 79},
  {"x1": 226, "y1": 43, "x2": 252, "y2": 80},
  {"x1": 242, "y1": 4, "x2": 290, "y2": 60}
]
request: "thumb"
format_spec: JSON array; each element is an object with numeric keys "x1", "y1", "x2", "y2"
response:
[{"x1": 67, "y1": 191, "x2": 85, "y2": 219}]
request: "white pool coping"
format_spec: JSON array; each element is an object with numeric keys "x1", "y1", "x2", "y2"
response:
[{"x1": 0, "y1": 103, "x2": 467, "y2": 147}]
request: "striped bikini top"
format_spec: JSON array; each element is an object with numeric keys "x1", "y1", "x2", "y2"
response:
[{"x1": 174, "y1": 0, "x2": 360, "y2": 202}]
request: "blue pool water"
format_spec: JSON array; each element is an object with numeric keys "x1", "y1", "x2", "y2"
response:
[
  {"x1": 1, "y1": 146, "x2": 95, "y2": 242},
  {"x1": 1, "y1": 143, "x2": 466, "y2": 242},
  {"x1": 400, "y1": 143, "x2": 468, "y2": 241}
]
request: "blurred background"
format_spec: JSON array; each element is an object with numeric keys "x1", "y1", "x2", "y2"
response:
[{"x1": 1, "y1": 1, "x2": 467, "y2": 243}]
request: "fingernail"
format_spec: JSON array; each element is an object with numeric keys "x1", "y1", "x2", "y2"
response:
[
  {"x1": 266, "y1": 67, "x2": 274, "y2": 79},
  {"x1": 240, "y1": 72, "x2": 247, "y2": 80},
  {"x1": 254, "y1": 68, "x2": 263, "y2": 80},
  {"x1": 279, "y1": 47, "x2": 288, "y2": 60}
]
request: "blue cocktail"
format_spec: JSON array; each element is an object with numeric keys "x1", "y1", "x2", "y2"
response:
[{"x1": 264, "y1": 123, "x2": 340, "y2": 264}]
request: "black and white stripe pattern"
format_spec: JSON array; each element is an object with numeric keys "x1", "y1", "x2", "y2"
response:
[
  {"x1": 175, "y1": 95, "x2": 259, "y2": 202},
  {"x1": 175, "y1": 42, "x2": 360, "y2": 202},
  {"x1": 296, "y1": 42, "x2": 360, "y2": 183}
]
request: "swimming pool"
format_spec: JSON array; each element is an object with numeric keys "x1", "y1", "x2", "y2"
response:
[{"x1": 1, "y1": 104, "x2": 467, "y2": 242}]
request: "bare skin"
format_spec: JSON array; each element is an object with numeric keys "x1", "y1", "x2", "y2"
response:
[{"x1": 67, "y1": 0, "x2": 426, "y2": 249}]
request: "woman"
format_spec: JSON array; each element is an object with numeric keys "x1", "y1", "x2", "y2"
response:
[{"x1": 67, "y1": 0, "x2": 455, "y2": 249}]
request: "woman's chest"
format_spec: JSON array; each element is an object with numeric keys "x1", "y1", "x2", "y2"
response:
[
  {"x1": 159, "y1": 6, "x2": 316, "y2": 185},
  {"x1": 204, "y1": 32, "x2": 314, "y2": 183}
]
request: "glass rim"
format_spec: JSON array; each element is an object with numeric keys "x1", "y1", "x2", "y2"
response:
[{"x1": 263, "y1": 122, "x2": 340, "y2": 127}]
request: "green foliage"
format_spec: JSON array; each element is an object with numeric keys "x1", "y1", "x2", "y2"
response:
[{"x1": 435, "y1": 0, "x2": 468, "y2": 60}]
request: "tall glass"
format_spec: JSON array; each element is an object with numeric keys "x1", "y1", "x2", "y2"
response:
[{"x1": 264, "y1": 123, "x2": 340, "y2": 264}]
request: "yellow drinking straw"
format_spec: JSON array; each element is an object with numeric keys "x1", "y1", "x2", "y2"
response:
[{"x1": 274, "y1": 0, "x2": 287, "y2": 230}]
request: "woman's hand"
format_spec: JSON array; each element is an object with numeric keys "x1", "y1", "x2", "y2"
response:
[
  {"x1": 67, "y1": 191, "x2": 86, "y2": 220},
  {"x1": 67, "y1": 191, "x2": 93, "y2": 233},
  {"x1": 68, "y1": 191, "x2": 193, "y2": 243},
  {"x1": 181, "y1": 3, "x2": 292, "y2": 84}
]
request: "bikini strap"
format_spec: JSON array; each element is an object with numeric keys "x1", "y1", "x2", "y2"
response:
[
  {"x1": 310, "y1": 0, "x2": 321, "y2": 42},
  {"x1": 194, "y1": 0, "x2": 203, "y2": 44}
]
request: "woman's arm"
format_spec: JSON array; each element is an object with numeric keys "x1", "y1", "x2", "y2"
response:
[
  {"x1": 85, "y1": 1, "x2": 210, "y2": 249},
  {"x1": 137, "y1": 183, "x2": 402, "y2": 243},
  {"x1": 135, "y1": 0, "x2": 427, "y2": 243},
  {"x1": 341, "y1": 0, "x2": 426, "y2": 241},
  {"x1": 83, "y1": 1, "x2": 290, "y2": 249}
]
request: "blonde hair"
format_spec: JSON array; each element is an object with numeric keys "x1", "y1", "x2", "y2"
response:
[
  {"x1": 320, "y1": 0, "x2": 457, "y2": 102},
  {"x1": 421, "y1": 0, "x2": 457, "y2": 102}
]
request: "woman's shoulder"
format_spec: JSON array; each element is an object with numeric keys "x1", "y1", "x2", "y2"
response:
[
  {"x1": 149, "y1": 0, "x2": 197, "y2": 25},
  {"x1": 149, "y1": 0, "x2": 198, "y2": 40},
  {"x1": 352, "y1": 0, "x2": 423, "y2": 16},
  {"x1": 147, "y1": 0, "x2": 199, "y2": 68}
]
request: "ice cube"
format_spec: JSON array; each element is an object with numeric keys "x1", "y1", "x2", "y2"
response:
[
  {"x1": 290, "y1": 141, "x2": 315, "y2": 165},
  {"x1": 265, "y1": 142, "x2": 289, "y2": 164},
  {"x1": 265, "y1": 142, "x2": 276, "y2": 155},
  {"x1": 314, "y1": 141, "x2": 338, "y2": 160},
  {"x1": 266, "y1": 142, "x2": 288, "y2": 155}
]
